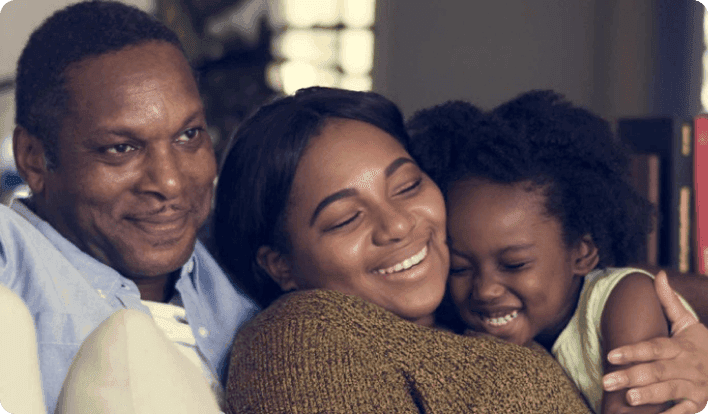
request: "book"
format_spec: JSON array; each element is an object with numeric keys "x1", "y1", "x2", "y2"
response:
[
  {"x1": 628, "y1": 153, "x2": 660, "y2": 266},
  {"x1": 618, "y1": 117, "x2": 693, "y2": 272},
  {"x1": 694, "y1": 115, "x2": 708, "y2": 274}
]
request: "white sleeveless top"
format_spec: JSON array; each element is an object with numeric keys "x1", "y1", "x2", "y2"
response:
[{"x1": 551, "y1": 267, "x2": 698, "y2": 413}]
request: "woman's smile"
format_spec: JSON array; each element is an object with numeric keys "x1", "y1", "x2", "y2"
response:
[
  {"x1": 277, "y1": 118, "x2": 449, "y2": 326},
  {"x1": 373, "y1": 244, "x2": 428, "y2": 275}
]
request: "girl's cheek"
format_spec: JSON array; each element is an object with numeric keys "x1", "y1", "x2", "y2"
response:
[{"x1": 449, "y1": 279, "x2": 470, "y2": 307}]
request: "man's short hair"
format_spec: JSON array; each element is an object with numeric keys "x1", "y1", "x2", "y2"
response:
[{"x1": 15, "y1": 0, "x2": 185, "y2": 170}]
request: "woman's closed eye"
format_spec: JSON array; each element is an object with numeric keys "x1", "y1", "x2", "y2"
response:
[
  {"x1": 325, "y1": 211, "x2": 361, "y2": 232},
  {"x1": 395, "y1": 178, "x2": 422, "y2": 196}
]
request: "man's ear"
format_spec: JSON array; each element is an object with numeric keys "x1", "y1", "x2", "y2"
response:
[
  {"x1": 572, "y1": 234, "x2": 600, "y2": 276},
  {"x1": 13, "y1": 126, "x2": 48, "y2": 196},
  {"x1": 256, "y1": 245, "x2": 298, "y2": 292}
]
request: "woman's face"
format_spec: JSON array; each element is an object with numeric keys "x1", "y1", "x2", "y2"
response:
[{"x1": 274, "y1": 118, "x2": 448, "y2": 326}]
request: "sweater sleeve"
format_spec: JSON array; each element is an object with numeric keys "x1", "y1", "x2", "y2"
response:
[
  {"x1": 225, "y1": 290, "x2": 421, "y2": 413},
  {"x1": 226, "y1": 290, "x2": 592, "y2": 413},
  {"x1": 407, "y1": 330, "x2": 593, "y2": 413}
]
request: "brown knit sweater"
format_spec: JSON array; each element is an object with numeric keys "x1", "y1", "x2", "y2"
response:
[{"x1": 226, "y1": 289, "x2": 590, "y2": 413}]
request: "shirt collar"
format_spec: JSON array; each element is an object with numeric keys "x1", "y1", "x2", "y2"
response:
[{"x1": 10, "y1": 198, "x2": 198, "y2": 299}]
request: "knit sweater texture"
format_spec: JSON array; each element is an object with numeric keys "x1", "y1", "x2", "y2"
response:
[{"x1": 226, "y1": 289, "x2": 590, "y2": 413}]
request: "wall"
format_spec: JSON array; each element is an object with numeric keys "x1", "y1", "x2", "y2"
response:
[
  {"x1": 1, "y1": 0, "x2": 704, "y2": 134},
  {"x1": 0, "y1": 0, "x2": 155, "y2": 149},
  {"x1": 373, "y1": 0, "x2": 704, "y2": 121}
]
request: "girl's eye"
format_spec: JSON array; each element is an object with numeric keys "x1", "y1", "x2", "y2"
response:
[
  {"x1": 449, "y1": 267, "x2": 470, "y2": 276},
  {"x1": 502, "y1": 262, "x2": 527, "y2": 271},
  {"x1": 396, "y1": 178, "x2": 422, "y2": 196},
  {"x1": 105, "y1": 143, "x2": 136, "y2": 154},
  {"x1": 177, "y1": 127, "x2": 202, "y2": 143},
  {"x1": 325, "y1": 212, "x2": 361, "y2": 232}
]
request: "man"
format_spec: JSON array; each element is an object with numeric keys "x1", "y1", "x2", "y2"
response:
[
  {"x1": 3, "y1": 1, "x2": 708, "y2": 413},
  {"x1": 3, "y1": 1, "x2": 257, "y2": 411}
]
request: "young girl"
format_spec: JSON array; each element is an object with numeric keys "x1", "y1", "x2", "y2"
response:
[{"x1": 407, "y1": 90, "x2": 699, "y2": 414}]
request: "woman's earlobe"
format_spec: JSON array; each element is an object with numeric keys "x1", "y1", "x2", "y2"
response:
[
  {"x1": 256, "y1": 245, "x2": 298, "y2": 291},
  {"x1": 574, "y1": 234, "x2": 600, "y2": 275}
]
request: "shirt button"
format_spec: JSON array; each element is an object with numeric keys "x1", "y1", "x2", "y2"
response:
[
  {"x1": 185, "y1": 260, "x2": 195, "y2": 274},
  {"x1": 198, "y1": 327, "x2": 209, "y2": 337},
  {"x1": 96, "y1": 289, "x2": 106, "y2": 299}
]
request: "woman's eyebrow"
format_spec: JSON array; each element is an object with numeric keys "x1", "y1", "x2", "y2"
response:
[
  {"x1": 309, "y1": 157, "x2": 415, "y2": 227},
  {"x1": 309, "y1": 188, "x2": 358, "y2": 226},
  {"x1": 384, "y1": 157, "x2": 415, "y2": 178}
]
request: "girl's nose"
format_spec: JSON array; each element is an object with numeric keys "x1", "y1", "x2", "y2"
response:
[{"x1": 472, "y1": 271, "x2": 505, "y2": 303}]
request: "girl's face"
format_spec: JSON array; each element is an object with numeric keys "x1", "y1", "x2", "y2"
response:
[
  {"x1": 446, "y1": 178, "x2": 592, "y2": 347},
  {"x1": 267, "y1": 118, "x2": 448, "y2": 326}
]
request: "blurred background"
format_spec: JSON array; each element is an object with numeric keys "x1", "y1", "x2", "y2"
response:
[{"x1": 0, "y1": 0, "x2": 705, "y2": 204}]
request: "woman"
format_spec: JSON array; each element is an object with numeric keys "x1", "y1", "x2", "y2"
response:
[{"x1": 214, "y1": 86, "x2": 591, "y2": 413}]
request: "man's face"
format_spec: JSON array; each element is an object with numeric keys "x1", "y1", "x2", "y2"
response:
[{"x1": 40, "y1": 41, "x2": 216, "y2": 280}]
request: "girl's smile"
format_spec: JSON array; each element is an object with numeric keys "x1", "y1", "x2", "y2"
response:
[{"x1": 446, "y1": 177, "x2": 593, "y2": 347}]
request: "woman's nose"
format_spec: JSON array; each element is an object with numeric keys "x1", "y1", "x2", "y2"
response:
[{"x1": 371, "y1": 202, "x2": 415, "y2": 246}]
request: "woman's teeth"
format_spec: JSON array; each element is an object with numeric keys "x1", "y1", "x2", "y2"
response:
[
  {"x1": 375, "y1": 246, "x2": 428, "y2": 275},
  {"x1": 484, "y1": 310, "x2": 519, "y2": 327}
]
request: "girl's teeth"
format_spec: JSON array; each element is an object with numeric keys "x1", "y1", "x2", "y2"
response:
[
  {"x1": 375, "y1": 246, "x2": 427, "y2": 275},
  {"x1": 485, "y1": 310, "x2": 519, "y2": 326}
]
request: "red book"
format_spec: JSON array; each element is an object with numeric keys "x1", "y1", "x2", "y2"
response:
[{"x1": 695, "y1": 116, "x2": 708, "y2": 274}]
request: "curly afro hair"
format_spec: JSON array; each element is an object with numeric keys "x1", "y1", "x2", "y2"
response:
[
  {"x1": 15, "y1": 0, "x2": 184, "y2": 170},
  {"x1": 408, "y1": 90, "x2": 654, "y2": 268}
]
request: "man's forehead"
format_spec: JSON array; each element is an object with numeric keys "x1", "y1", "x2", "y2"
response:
[
  {"x1": 55, "y1": 43, "x2": 204, "y2": 142},
  {"x1": 64, "y1": 43, "x2": 199, "y2": 109},
  {"x1": 65, "y1": 42, "x2": 195, "y2": 95}
]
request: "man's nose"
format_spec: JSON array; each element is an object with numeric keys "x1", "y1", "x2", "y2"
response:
[{"x1": 138, "y1": 145, "x2": 186, "y2": 200}]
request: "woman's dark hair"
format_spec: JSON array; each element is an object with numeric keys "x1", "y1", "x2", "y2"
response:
[
  {"x1": 409, "y1": 90, "x2": 654, "y2": 269},
  {"x1": 214, "y1": 86, "x2": 410, "y2": 307}
]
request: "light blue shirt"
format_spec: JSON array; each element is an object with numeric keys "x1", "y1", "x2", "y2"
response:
[{"x1": 0, "y1": 200, "x2": 259, "y2": 413}]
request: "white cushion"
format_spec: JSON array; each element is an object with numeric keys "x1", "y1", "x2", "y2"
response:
[
  {"x1": 0, "y1": 284, "x2": 45, "y2": 414},
  {"x1": 55, "y1": 309, "x2": 221, "y2": 414}
]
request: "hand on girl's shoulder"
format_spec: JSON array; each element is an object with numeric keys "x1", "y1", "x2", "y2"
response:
[{"x1": 601, "y1": 272, "x2": 671, "y2": 414}]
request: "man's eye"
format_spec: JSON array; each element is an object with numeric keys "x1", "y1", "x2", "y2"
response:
[
  {"x1": 177, "y1": 128, "x2": 202, "y2": 143},
  {"x1": 106, "y1": 144, "x2": 136, "y2": 154},
  {"x1": 449, "y1": 267, "x2": 469, "y2": 276}
]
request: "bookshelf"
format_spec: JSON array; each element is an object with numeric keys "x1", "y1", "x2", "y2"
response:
[{"x1": 619, "y1": 116, "x2": 708, "y2": 275}]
